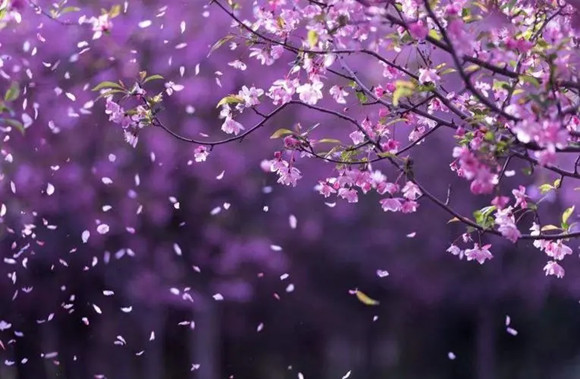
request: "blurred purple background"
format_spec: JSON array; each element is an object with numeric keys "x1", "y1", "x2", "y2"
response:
[{"x1": 1, "y1": 1, "x2": 580, "y2": 378}]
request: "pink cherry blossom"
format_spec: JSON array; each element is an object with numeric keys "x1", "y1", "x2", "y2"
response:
[
  {"x1": 277, "y1": 166, "x2": 302, "y2": 187},
  {"x1": 349, "y1": 131, "x2": 365, "y2": 145},
  {"x1": 401, "y1": 200, "x2": 419, "y2": 213},
  {"x1": 105, "y1": 98, "x2": 125, "y2": 124},
  {"x1": 447, "y1": 244, "x2": 464, "y2": 260},
  {"x1": 402, "y1": 181, "x2": 421, "y2": 200},
  {"x1": 329, "y1": 85, "x2": 348, "y2": 104},
  {"x1": 380, "y1": 198, "x2": 402, "y2": 212},
  {"x1": 268, "y1": 78, "x2": 299, "y2": 105},
  {"x1": 512, "y1": 186, "x2": 527, "y2": 209},
  {"x1": 409, "y1": 20, "x2": 428, "y2": 40},
  {"x1": 89, "y1": 14, "x2": 112, "y2": 39},
  {"x1": 543, "y1": 261, "x2": 565, "y2": 278},
  {"x1": 296, "y1": 81, "x2": 324, "y2": 105},
  {"x1": 318, "y1": 181, "x2": 337, "y2": 198},
  {"x1": 465, "y1": 244, "x2": 493, "y2": 264},
  {"x1": 338, "y1": 188, "x2": 359, "y2": 203},
  {"x1": 491, "y1": 196, "x2": 509, "y2": 209},
  {"x1": 238, "y1": 86, "x2": 264, "y2": 107},
  {"x1": 221, "y1": 117, "x2": 245, "y2": 135},
  {"x1": 544, "y1": 241, "x2": 573, "y2": 261},
  {"x1": 494, "y1": 207, "x2": 520, "y2": 243},
  {"x1": 470, "y1": 167, "x2": 498, "y2": 195},
  {"x1": 194, "y1": 146, "x2": 209, "y2": 162}
]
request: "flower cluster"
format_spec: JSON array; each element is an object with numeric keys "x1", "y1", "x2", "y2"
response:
[
  {"x1": 494, "y1": 207, "x2": 521, "y2": 243},
  {"x1": 530, "y1": 223, "x2": 572, "y2": 279},
  {"x1": 316, "y1": 168, "x2": 421, "y2": 213},
  {"x1": 105, "y1": 96, "x2": 149, "y2": 148},
  {"x1": 447, "y1": 242, "x2": 494, "y2": 265},
  {"x1": 268, "y1": 151, "x2": 302, "y2": 187},
  {"x1": 451, "y1": 146, "x2": 498, "y2": 195}
]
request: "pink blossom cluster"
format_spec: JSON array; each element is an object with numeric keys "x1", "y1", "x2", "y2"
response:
[
  {"x1": 316, "y1": 168, "x2": 420, "y2": 213},
  {"x1": 530, "y1": 223, "x2": 573, "y2": 279},
  {"x1": 447, "y1": 243, "x2": 493, "y2": 265},
  {"x1": 451, "y1": 145, "x2": 498, "y2": 195},
  {"x1": 105, "y1": 97, "x2": 145, "y2": 148},
  {"x1": 267, "y1": 152, "x2": 302, "y2": 187}
]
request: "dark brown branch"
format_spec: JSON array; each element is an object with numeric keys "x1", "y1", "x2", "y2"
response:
[
  {"x1": 423, "y1": 0, "x2": 518, "y2": 122},
  {"x1": 153, "y1": 103, "x2": 290, "y2": 147}
]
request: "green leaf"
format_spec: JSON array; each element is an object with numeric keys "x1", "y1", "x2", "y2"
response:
[
  {"x1": 5, "y1": 118, "x2": 24, "y2": 134},
  {"x1": 439, "y1": 68, "x2": 457, "y2": 75},
  {"x1": 392, "y1": 80, "x2": 415, "y2": 106},
  {"x1": 269, "y1": 128, "x2": 294, "y2": 139},
  {"x1": 92, "y1": 81, "x2": 124, "y2": 92},
  {"x1": 465, "y1": 64, "x2": 480, "y2": 73},
  {"x1": 109, "y1": 4, "x2": 121, "y2": 18},
  {"x1": 484, "y1": 131, "x2": 495, "y2": 141},
  {"x1": 538, "y1": 183, "x2": 554, "y2": 194},
  {"x1": 355, "y1": 91, "x2": 367, "y2": 103},
  {"x1": 385, "y1": 118, "x2": 407, "y2": 126},
  {"x1": 60, "y1": 6, "x2": 80, "y2": 14},
  {"x1": 520, "y1": 75, "x2": 540, "y2": 87},
  {"x1": 216, "y1": 95, "x2": 242, "y2": 108},
  {"x1": 541, "y1": 224, "x2": 560, "y2": 232},
  {"x1": 377, "y1": 151, "x2": 395, "y2": 158},
  {"x1": 317, "y1": 138, "x2": 342, "y2": 144},
  {"x1": 428, "y1": 29, "x2": 441, "y2": 41},
  {"x1": 208, "y1": 35, "x2": 234, "y2": 57},
  {"x1": 339, "y1": 150, "x2": 356, "y2": 163},
  {"x1": 355, "y1": 290, "x2": 380, "y2": 306},
  {"x1": 562, "y1": 206, "x2": 575, "y2": 229},
  {"x1": 307, "y1": 30, "x2": 318, "y2": 48},
  {"x1": 142, "y1": 74, "x2": 164, "y2": 84},
  {"x1": 480, "y1": 206, "x2": 496, "y2": 217},
  {"x1": 4, "y1": 82, "x2": 19, "y2": 102},
  {"x1": 493, "y1": 80, "x2": 509, "y2": 90},
  {"x1": 473, "y1": 206, "x2": 496, "y2": 229}
]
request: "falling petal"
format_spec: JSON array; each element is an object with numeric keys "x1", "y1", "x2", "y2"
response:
[
  {"x1": 97, "y1": 224, "x2": 109, "y2": 235},
  {"x1": 507, "y1": 327, "x2": 518, "y2": 336},
  {"x1": 376, "y1": 270, "x2": 389, "y2": 278},
  {"x1": 82, "y1": 230, "x2": 90, "y2": 243},
  {"x1": 289, "y1": 215, "x2": 297, "y2": 229},
  {"x1": 138, "y1": 20, "x2": 152, "y2": 28},
  {"x1": 46, "y1": 183, "x2": 55, "y2": 196}
]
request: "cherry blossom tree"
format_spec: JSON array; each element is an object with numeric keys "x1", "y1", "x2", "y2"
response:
[{"x1": 97, "y1": 0, "x2": 580, "y2": 277}]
